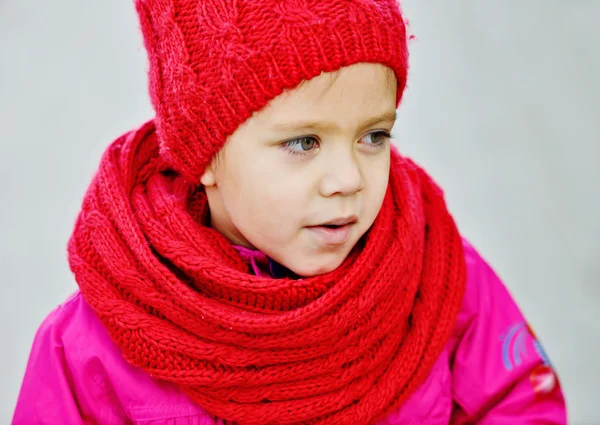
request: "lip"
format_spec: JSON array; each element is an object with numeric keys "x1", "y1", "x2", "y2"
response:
[
  {"x1": 319, "y1": 215, "x2": 359, "y2": 227},
  {"x1": 306, "y1": 215, "x2": 358, "y2": 246}
]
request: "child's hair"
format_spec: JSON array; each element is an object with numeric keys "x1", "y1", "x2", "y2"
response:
[{"x1": 135, "y1": 0, "x2": 409, "y2": 182}]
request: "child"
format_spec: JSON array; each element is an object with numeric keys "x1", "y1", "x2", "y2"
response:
[{"x1": 13, "y1": 0, "x2": 567, "y2": 424}]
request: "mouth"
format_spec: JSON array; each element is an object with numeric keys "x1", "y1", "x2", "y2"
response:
[
  {"x1": 306, "y1": 215, "x2": 358, "y2": 246},
  {"x1": 318, "y1": 215, "x2": 359, "y2": 228}
]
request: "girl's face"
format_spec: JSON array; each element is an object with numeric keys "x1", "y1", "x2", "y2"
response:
[{"x1": 202, "y1": 63, "x2": 397, "y2": 277}]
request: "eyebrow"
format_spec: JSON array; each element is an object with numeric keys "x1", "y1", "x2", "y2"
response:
[{"x1": 271, "y1": 111, "x2": 397, "y2": 134}]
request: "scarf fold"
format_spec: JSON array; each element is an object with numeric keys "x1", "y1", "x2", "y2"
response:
[{"x1": 68, "y1": 120, "x2": 466, "y2": 425}]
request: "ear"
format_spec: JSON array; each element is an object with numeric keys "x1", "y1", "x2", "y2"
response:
[{"x1": 200, "y1": 163, "x2": 217, "y2": 187}]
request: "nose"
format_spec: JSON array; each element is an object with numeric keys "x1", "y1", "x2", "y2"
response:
[{"x1": 319, "y1": 149, "x2": 364, "y2": 197}]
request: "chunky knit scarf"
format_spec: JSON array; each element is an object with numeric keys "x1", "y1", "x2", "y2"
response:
[{"x1": 68, "y1": 121, "x2": 466, "y2": 425}]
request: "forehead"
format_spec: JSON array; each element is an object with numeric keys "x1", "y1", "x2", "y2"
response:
[{"x1": 254, "y1": 63, "x2": 397, "y2": 126}]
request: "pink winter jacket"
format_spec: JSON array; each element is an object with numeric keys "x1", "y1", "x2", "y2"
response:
[{"x1": 13, "y1": 240, "x2": 567, "y2": 424}]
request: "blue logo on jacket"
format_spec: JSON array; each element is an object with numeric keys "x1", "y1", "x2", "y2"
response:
[{"x1": 500, "y1": 322, "x2": 529, "y2": 371}]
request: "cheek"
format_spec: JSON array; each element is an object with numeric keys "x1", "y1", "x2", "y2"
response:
[
  {"x1": 221, "y1": 166, "x2": 308, "y2": 241},
  {"x1": 363, "y1": 154, "x2": 390, "y2": 217}
]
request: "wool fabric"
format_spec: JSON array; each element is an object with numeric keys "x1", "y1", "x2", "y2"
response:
[
  {"x1": 135, "y1": 0, "x2": 409, "y2": 183},
  {"x1": 68, "y1": 121, "x2": 466, "y2": 425}
]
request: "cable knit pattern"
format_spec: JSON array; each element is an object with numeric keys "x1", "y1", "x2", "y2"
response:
[
  {"x1": 134, "y1": 0, "x2": 409, "y2": 182},
  {"x1": 68, "y1": 121, "x2": 466, "y2": 425}
]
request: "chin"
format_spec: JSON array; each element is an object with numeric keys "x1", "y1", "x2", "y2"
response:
[{"x1": 286, "y1": 255, "x2": 346, "y2": 277}]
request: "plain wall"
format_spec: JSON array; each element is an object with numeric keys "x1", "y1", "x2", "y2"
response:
[{"x1": 1, "y1": 0, "x2": 598, "y2": 423}]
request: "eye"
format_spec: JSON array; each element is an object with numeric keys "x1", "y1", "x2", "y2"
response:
[
  {"x1": 282, "y1": 136, "x2": 320, "y2": 155},
  {"x1": 360, "y1": 131, "x2": 393, "y2": 147}
]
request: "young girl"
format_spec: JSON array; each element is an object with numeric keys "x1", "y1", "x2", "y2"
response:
[{"x1": 13, "y1": 0, "x2": 567, "y2": 424}]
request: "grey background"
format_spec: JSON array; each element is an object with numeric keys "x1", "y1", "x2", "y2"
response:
[{"x1": 1, "y1": 0, "x2": 598, "y2": 423}]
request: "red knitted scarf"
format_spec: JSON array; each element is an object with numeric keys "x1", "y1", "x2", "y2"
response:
[{"x1": 68, "y1": 121, "x2": 466, "y2": 425}]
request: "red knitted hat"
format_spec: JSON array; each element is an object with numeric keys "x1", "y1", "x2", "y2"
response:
[{"x1": 135, "y1": 0, "x2": 409, "y2": 182}]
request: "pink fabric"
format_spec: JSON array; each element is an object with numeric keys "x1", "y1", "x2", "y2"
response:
[
  {"x1": 13, "y1": 240, "x2": 567, "y2": 424},
  {"x1": 235, "y1": 246, "x2": 273, "y2": 278}
]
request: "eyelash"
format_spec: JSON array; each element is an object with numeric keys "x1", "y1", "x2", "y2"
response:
[{"x1": 281, "y1": 130, "x2": 394, "y2": 157}]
